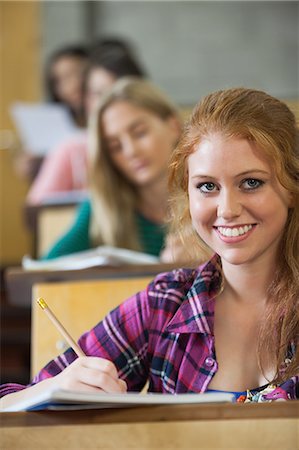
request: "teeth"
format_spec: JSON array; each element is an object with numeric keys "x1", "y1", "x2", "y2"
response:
[{"x1": 218, "y1": 224, "x2": 253, "y2": 237}]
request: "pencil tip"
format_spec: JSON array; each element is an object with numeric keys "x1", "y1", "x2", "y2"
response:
[{"x1": 37, "y1": 297, "x2": 47, "y2": 309}]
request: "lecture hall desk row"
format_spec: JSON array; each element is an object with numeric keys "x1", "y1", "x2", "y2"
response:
[
  {"x1": 1, "y1": 400, "x2": 298, "y2": 449},
  {"x1": 5, "y1": 263, "x2": 179, "y2": 308}
]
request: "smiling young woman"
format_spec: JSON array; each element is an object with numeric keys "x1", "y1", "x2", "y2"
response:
[
  {"x1": 169, "y1": 87, "x2": 299, "y2": 391},
  {"x1": 1, "y1": 87, "x2": 298, "y2": 409},
  {"x1": 187, "y1": 134, "x2": 292, "y2": 269}
]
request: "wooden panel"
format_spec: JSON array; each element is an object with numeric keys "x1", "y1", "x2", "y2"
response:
[
  {"x1": 2, "y1": 419, "x2": 298, "y2": 449},
  {"x1": 24, "y1": 193, "x2": 86, "y2": 258},
  {"x1": 37, "y1": 206, "x2": 77, "y2": 258},
  {"x1": 0, "y1": 2, "x2": 42, "y2": 129},
  {"x1": 0, "y1": 2, "x2": 41, "y2": 265},
  {"x1": 0, "y1": 149, "x2": 32, "y2": 265},
  {"x1": 2, "y1": 401, "x2": 299, "y2": 449},
  {"x1": 31, "y1": 276, "x2": 153, "y2": 375}
]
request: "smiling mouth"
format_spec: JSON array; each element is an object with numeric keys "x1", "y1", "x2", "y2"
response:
[
  {"x1": 215, "y1": 224, "x2": 255, "y2": 238},
  {"x1": 132, "y1": 161, "x2": 148, "y2": 171}
]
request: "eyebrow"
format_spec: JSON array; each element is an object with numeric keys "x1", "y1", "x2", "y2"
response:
[
  {"x1": 190, "y1": 169, "x2": 270, "y2": 179},
  {"x1": 128, "y1": 119, "x2": 147, "y2": 132},
  {"x1": 104, "y1": 119, "x2": 147, "y2": 141}
]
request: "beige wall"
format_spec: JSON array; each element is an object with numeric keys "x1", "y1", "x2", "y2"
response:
[{"x1": 0, "y1": 2, "x2": 41, "y2": 265}]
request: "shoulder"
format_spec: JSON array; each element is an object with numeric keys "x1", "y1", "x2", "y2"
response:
[
  {"x1": 78, "y1": 198, "x2": 91, "y2": 212},
  {"x1": 149, "y1": 267, "x2": 198, "y2": 297},
  {"x1": 73, "y1": 199, "x2": 92, "y2": 224},
  {"x1": 147, "y1": 256, "x2": 220, "y2": 307}
]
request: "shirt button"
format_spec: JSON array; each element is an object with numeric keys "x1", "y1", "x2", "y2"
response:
[{"x1": 204, "y1": 356, "x2": 215, "y2": 368}]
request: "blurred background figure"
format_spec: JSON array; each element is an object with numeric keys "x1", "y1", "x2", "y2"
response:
[
  {"x1": 86, "y1": 37, "x2": 147, "y2": 111},
  {"x1": 42, "y1": 77, "x2": 183, "y2": 262},
  {"x1": 14, "y1": 44, "x2": 88, "y2": 181},
  {"x1": 26, "y1": 37, "x2": 146, "y2": 206},
  {"x1": 45, "y1": 45, "x2": 89, "y2": 127}
]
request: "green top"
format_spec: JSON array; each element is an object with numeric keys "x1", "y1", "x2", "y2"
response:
[{"x1": 43, "y1": 200, "x2": 166, "y2": 260}]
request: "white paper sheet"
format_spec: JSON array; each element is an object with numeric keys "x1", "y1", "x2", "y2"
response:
[
  {"x1": 10, "y1": 102, "x2": 80, "y2": 155},
  {"x1": 22, "y1": 246, "x2": 160, "y2": 271}
]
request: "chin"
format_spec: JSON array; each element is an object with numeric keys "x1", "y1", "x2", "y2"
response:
[{"x1": 217, "y1": 250, "x2": 256, "y2": 266}]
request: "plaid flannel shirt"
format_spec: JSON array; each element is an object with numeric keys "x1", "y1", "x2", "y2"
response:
[{"x1": 1, "y1": 256, "x2": 298, "y2": 400}]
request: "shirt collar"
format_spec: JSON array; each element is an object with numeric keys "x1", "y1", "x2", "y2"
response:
[{"x1": 166, "y1": 255, "x2": 222, "y2": 335}]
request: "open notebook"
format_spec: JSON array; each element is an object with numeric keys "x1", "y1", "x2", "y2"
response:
[
  {"x1": 22, "y1": 246, "x2": 160, "y2": 271},
  {"x1": 1, "y1": 388, "x2": 235, "y2": 412}
]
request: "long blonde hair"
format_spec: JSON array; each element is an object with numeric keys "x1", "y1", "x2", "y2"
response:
[
  {"x1": 88, "y1": 77, "x2": 180, "y2": 250},
  {"x1": 169, "y1": 87, "x2": 299, "y2": 382}
]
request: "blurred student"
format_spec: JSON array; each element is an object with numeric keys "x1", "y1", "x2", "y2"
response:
[
  {"x1": 1, "y1": 88, "x2": 298, "y2": 406},
  {"x1": 26, "y1": 40, "x2": 146, "y2": 205},
  {"x1": 42, "y1": 77, "x2": 182, "y2": 260},
  {"x1": 45, "y1": 45, "x2": 88, "y2": 127},
  {"x1": 15, "y1": 45, "x2": 88, "y2": 181}
]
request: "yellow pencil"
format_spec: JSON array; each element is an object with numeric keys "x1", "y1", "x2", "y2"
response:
[{"x1": 37, "y1": 297, "x2": 85, "y2": 357}]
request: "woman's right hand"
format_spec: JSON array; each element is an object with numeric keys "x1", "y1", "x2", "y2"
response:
[
  {"x1": 0, "y1": 357, "x2": 126, "y2": 411},
  {"x1": 53, "y1": 356, "x2": 127, "y2": 393}
]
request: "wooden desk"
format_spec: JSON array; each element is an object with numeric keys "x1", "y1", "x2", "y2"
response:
[
  {"x1": 24, "y1": 192, "x2": 86, "y2": 259},
  {"x1": 5, "y1": 263, "x2": 179, "y2": 307},
  {"x1": 1, "y1": 401, "x2": 298, "y2": 449}
]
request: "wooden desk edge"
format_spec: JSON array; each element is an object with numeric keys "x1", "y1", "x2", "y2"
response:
[
  {"x1": 1, "y1": 400, "x2": 298, "y2": 428},
  {"x1": 4, "y1": 263, "x2": 181, "y2": 307}
]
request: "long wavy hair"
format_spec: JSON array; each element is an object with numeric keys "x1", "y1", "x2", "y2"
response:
[
  {"x1": 169, "y1": 87, "x2": 299, "y2": 382},
  {"x1": 88, "y1": 77, "x2": 181, "y2": 251}
]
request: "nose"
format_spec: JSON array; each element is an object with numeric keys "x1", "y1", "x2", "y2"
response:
[
  {"x1": 217, "y1": 189, "x2": 242, "y2": 219},
  {"x1": 122, "y1": 137, "x2": 139, "y2": 158}
]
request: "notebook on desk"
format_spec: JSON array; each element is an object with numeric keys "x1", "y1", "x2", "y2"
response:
[
  {"x1": 1, "y1": 388, "x2": 234, "y2": 412},
  {"x1": 22, "y1": 246, "x2": 160, "y2": 271}
]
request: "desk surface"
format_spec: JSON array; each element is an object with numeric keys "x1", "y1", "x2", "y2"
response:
[
  {"x1": 5, "y1": 263, "x2": 179, "y2": 306},
  {"x1": 2, "y1": 401, "x2": 298, "y2": 449},
  {"x1": 1, "y1": 400, "x2": 298, "y2": 427}
]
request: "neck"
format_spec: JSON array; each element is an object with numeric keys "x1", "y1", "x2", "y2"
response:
[
  {"x1": 136, "y1": 177, "x2": 168, "y2": 224},
  {"x1": 221, "y1": 257, "x2": 277, "y2": 306}
]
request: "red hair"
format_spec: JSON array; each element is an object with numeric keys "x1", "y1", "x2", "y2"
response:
[{"x1": 169, "y1": 88, "x2": 299, "y2": 382}]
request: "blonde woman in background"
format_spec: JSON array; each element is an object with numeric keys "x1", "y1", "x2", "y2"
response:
[{"x1": 42, "y1": 77, "x2": 183, "y2": 261}]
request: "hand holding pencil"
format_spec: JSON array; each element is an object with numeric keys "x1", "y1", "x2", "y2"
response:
[{"x1": 37, "y1": 297, "x2": 127, "y2": 393}]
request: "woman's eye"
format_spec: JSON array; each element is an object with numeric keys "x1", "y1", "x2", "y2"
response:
[
  {"x1": 242, "y1": 178, "x2": 264, "y2": 190},
  {"x1": 197, "y1": 182, "x2": 217, "y2": 193},
  {"x1": 134, "y1": 128, "x2": 147, "y2": 138}
]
